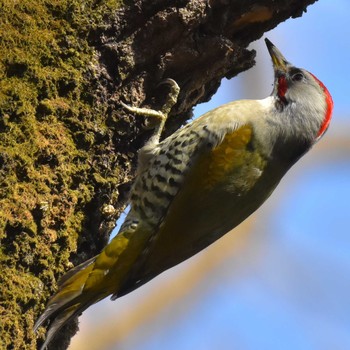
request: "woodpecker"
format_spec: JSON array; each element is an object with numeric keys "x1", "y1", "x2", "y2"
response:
[{"x1": 34, "y1": 39, "x2": 333, "y2": 349}]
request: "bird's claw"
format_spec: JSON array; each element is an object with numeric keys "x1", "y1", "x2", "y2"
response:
[{"x1": 120, "y1": 78, "x2": 180, "y2": 139}]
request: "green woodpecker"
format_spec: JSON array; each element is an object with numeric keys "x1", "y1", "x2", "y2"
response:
[{"x1": 35, "y1": 39, "x2": 333, "y2": 348}]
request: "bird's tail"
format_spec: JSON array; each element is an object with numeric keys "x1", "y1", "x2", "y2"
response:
[
  {"x1": 34, "y1": 256, "x2": 104, "y2": 350},
  {"x1": 34, "y1": 226, "x2": 152, "y2": 349}
]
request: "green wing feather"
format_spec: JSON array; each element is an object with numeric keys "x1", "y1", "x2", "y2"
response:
[{"x1": 118, "y1": 124, "x2": 268, "y2": 295}]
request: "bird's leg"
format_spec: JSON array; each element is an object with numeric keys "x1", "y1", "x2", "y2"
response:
[{"x1": 121, "y1": 79, "x2": 180, "y2": 144}]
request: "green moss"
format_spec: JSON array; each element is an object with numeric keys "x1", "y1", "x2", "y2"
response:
[{"x1": 0, "y1": 0, "x2": 125, "y2": 348}]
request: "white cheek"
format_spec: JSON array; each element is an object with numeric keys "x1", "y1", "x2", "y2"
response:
[
  {"x1": 290, "y1": 84, "x2": 326, "y2": 114},
  {"x1": 286, "y1": 83, "x2": 327, "y2": 138}
]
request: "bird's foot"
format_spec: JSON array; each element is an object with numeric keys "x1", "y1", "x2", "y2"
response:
[
  {"x1": 120, "y1": 101, "x2": 166, "y2": 125},
  {"x1": 121, "y1": 79, "x2": 180, "y2": 140},
  {"x1": 157, "y1": 78, "x2": 180, "y2": 117}
]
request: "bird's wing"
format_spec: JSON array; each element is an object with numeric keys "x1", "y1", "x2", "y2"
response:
[{"x1": 118, "y1": 120, "x2": 267, "y2": 296}]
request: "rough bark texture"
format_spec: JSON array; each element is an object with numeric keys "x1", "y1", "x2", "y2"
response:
[{"x1": 0, "y1": 0, "x2": 317, "y2": 349}]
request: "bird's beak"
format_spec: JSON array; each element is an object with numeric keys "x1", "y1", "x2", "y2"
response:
[{"x1": 265, "y1": 38, "x2": 288, "y2": 73}]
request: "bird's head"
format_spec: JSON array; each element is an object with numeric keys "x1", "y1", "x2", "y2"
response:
[{"x1": 265, "y1": 38, "x2": 333, "y2": 142}]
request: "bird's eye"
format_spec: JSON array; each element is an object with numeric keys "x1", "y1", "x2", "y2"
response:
[{"x1": 292, "y1": 72, "x2": 304, "y2": 82}]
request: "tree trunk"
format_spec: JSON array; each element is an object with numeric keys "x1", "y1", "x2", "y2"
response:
[{"x1": 0, "y1": 0, "x2": 317, "y2": 349}]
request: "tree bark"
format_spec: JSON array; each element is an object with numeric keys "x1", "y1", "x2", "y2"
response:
[{"x1": 0, "y1": 0, "x2": 317, "y2": 349}]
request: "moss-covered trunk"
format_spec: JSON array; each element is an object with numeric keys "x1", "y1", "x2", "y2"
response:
[{"x1": 0, "y1": 0, "x2": 317, "y2": 349}]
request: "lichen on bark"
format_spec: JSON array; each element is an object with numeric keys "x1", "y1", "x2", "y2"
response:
[
  {"x1": 0, "y1": 0, "x2": 317, "y2": 349},
  {"x1": 0, "y1": 1, "x2": 127, "y2": 349}
]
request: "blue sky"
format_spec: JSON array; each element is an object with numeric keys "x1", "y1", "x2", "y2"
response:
[{"x1": 71, "y1": 2, "x2": 350, "y2": 349}]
